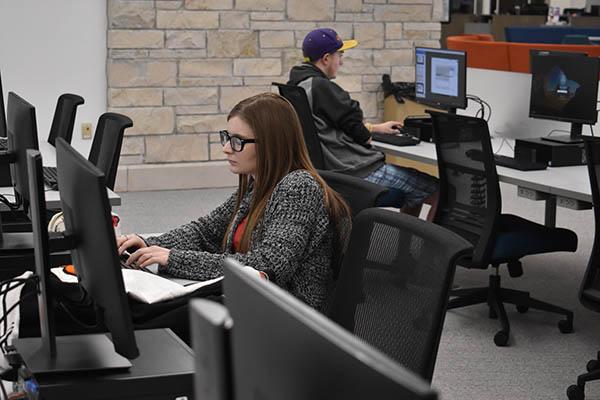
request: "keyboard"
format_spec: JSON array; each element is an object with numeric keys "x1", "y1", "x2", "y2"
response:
[
  {"x1": 42, "y1": 166, "x2": 59, "y2": 190},
  {"x1": 493, "y1": 154, "x2": 547, "y2": 171},
  {"x1": 371, "y1": 131, "x2": 420, "y2": 147}
]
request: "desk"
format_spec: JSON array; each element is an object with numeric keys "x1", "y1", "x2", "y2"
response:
[
  {"x1": 373, "y1": 139, "x2": 592, "y2": 227},
  {"x1": 16, "y1": 328, "x2": 194, "y2": 400},
  {"x1": 0, "y1": 186, "x2": 121, "y2": 209}
]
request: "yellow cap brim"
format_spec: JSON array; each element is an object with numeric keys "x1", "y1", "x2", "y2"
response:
[
  {"x1": 340, "y1": 39, "x2": 358, "y2": 52},
  {"x1": 303, "y1": 39, "x2": 358, "y2": 62}
]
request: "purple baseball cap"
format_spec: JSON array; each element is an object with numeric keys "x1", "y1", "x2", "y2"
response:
[{"x1": 302, "y1": 28, "x2": 358, "y2": 62}]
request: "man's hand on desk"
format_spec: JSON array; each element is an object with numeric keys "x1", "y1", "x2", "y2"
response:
[{"x1": 371, "y1": 120, "x2": 403, "y2": 134}]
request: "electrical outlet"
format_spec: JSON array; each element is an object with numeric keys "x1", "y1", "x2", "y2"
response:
[{"x1": 81, "y1": 123, "x2": 92, "y2": 139}]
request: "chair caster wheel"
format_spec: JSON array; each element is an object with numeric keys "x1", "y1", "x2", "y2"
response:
[
  {"x1": 559, "y1": 319, "x2": 573, "y2": 334},
  {"x1": 489, "y1": 308, "x2": 498, "y2": 319},
  {"x1": 494, "y1": 330, "x2": 509, "y2": 346},
  {"x1": 567, "y1": 384, "x2": 584, "y2": 400},
  {"x1": 587, "y1": 359, "x2": 600, "y2": 372},
  {"x1": 516, "y1": 305, "x2": 529, "y2": 313}
]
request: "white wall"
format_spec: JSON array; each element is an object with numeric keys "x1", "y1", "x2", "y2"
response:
[
  {"x1": 0, "y1": 0, "x2": 106, "y2": 164},
  {"x1": 460, "y1": 67, "x2": 600, "y2": 140}
]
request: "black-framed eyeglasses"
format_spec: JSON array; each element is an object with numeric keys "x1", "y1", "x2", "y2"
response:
[{"x1": 219, "y1": 130, "x2": 256, "y2": 152}]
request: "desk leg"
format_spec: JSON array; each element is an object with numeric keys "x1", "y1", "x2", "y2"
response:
[{"x1": 545, "y1": 196, "x2": 556, "y2": 228}]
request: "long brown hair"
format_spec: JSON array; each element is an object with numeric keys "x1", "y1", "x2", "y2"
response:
[{"x1": 223, "y1": 92, "x2": 350, "y2": 252}]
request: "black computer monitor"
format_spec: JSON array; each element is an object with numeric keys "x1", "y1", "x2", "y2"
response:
[
  {"x1": 190, "y1": 299, "x2": 233, "y2": 400},
  {"x1": 223, "y1": 258, "x2": 438, "y2": 400},
  {"x1": 0, "y1": 71, "x2": 11, "y2": 187},
  {"x1": 415, "y1": 47, "x2": 467, "y2": 111},
  {"x1": 14, "y1": 139, "x2": 139, "y2": 375},
  {"x1": 530, "y1": 51, "x2": 600, "y2": 144},
  {"x1": 0, "y1": 71, "x2": 6, "y2": 139},
  {"x1": 6, "y1": 92, "x2": 39, "y2": 209}
]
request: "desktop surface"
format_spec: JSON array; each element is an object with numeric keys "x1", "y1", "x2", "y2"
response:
[{"x1": 29, "y1": 328, "x2": 194, "y2": 400}]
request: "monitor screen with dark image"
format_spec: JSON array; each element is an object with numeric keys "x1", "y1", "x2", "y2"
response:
[
  {"x1": 530, "y1": 51, "x2": 599, "y2": 143},
  {"x1": 415, "y1": 47, "x2": 467, "y2": 110}
]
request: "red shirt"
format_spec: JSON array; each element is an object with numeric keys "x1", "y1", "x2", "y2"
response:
[{"x1": 232, "y1": 217, "x2": 248, "y2": 252}]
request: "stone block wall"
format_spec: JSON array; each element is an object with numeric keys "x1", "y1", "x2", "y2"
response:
[{"x1": 107, "y1": 0, "x2": 442, "y2": 191}]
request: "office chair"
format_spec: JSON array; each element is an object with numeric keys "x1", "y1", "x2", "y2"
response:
[
  {"x1": 47, "y1": 93, "x2": 84, "y2": 146},
  {"x1": 567, "y1": 137, "x2": 600, "y2": 400},
  {"x1": 190, "y1": 299, "x2": 233, "y2": 400},
  {"x1": 428, "y1": 111, "x2": 577, "y2": 347},
  {"x1": 327, "y1": 208, "x2": 472, "y2": 381},
  {"x1": 318, "y1": 169, "x2": 388, "y2": 217},
  {"x1": 87, "y1": 112, "x2": 133, "y2": 190},
  {"x1": 273, "y1": 82, "x2": 406, "y2": 208},
  {"x1": 273, "y1": 82, "x2": 325, "y2": 169}
]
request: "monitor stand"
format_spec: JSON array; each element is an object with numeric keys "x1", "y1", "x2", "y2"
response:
[
  {"x1": 14, "y1": 334, "x2": 132, "y2": 375},
  {"x1": 541, "y1": 123, "x2": 583, "y2": 144}
]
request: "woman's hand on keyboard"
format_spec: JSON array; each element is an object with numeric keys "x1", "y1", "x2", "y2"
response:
[
  {"x1": 371, "y1": 120, "x2": 403, "y2": 134},
  {"x1": 126, "y1": 245, "x2": 170, "y2": 269},
  {"x1": 117, "y1": 233, "x2": 147, "y2": 256}
]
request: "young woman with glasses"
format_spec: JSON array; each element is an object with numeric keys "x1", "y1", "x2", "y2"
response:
[{"x1": 117, "y1": 93, "x2": 350, "y2": 310}]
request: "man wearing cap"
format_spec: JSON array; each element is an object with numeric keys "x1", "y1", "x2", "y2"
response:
[{"x1": 288, "y1": 28, "x2": 438, "y2": 217}]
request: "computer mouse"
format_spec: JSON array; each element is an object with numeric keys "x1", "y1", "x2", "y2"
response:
[{"x1": 391, "y1": 125, "x2": 405, "y2": 135}]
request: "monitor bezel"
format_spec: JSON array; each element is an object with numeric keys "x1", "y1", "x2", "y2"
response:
[
  {"x1": 528, "y1": 50, "x2": 600, "y2": 126},
  {"x1": 414, "y1": 46, "x2": 468, "y2": 111}
]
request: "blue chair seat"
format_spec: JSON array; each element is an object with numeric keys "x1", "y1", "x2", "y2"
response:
[{"x1": 491, "y1": 214, "x2": 578, "y2": 261}]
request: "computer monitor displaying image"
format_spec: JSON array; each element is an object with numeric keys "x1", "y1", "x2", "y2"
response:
[
  {"x1": 530, "y1": 50, "x2": 600, "y2": 144},
  {"x1": 415, "y1": 47, "x2": 467, "y2": 110}
]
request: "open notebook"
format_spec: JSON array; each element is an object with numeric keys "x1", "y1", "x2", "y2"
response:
[{"x1": 51, "y1": 267, "x2": 223, "y2": 304}]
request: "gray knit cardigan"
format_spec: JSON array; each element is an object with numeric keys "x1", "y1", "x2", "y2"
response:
[{"x1": 145, "y1": 169, "x2": 335, "y2": 310}]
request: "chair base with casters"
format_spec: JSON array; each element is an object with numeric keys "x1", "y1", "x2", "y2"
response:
[
  {"x1": 567, "y1": 353, "x2": 600, "y2": 400},
  {"x1": 448, "y1": 213, "x2": 577, "y2": 347},
  {"x1": 448, "y1": 265, "x2": 574, "y2": 347}
]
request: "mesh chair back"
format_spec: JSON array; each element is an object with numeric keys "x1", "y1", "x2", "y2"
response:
[
  {"x1": 581, "y1": 138, "x2": 600, "y2": 312},
  {"x1": 428, "y1": 111, "x2": 501, "y2": 266},
  {"x1": 273, "y1": 82, "x2": 325, "y2": 169},
  {"x1": 47, "y1": 93, "x2": 84, "y2": 146},
  {"x1": 327, "y1": 208, "x2": 472, "y2": 381},
  {"x1": 318, "y1": 169, "x2": 387, "y2": 217},
  {"x1": 87, "y1": 112, "x2": 133, "y2": 190}
]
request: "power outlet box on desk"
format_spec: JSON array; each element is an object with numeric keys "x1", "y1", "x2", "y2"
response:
[
  {"x1": 556, "y1": 196, "x2": 592, "y2": 210},
  {"x1": 518, "y1": 186, "x2": 549, "y2": 201}
]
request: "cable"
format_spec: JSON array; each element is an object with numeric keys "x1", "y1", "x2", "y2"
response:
[
  {"x1": 57, "y1": 301, "x2": 99, "y2": 330},
  {"x1": 0, "y1": 194, "x2": 20, "y2": 211},
  {"x1": 466, "y1": 94, "x2": 492, "y2": 122},
  {"x1": 0, "y1": 291, "x2": 37, "y2": 348}
]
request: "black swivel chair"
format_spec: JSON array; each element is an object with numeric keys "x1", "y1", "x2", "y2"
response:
[
  {"x1": 318, "y1": 169, "x2": 388, "y2": 217},
  {"x1": 327, "y1": 208, "x2": 472, "y2": 381},
  {"x1": 567, "y1": 137, "x2": 600, "y2": 400},
  {"x1": 87, "y1": 112, "x2": 132, "y2": 190},
  {"x1": 272, "y1": 82, "x2": 325, "y2": 169},
  {"x1": 273, "y1": 82, "x2": 406, "y2": 208},
  {"x1": 428, "y1": 111, "x2": 577, "y2": 346},
  {"x1": 47, "y1": 93, "x2": 85, "y2": 146}
]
